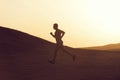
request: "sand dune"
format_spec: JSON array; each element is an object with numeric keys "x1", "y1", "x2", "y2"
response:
[{"x1": 0, "y1": 26, "x2": 120, "y2": 80}]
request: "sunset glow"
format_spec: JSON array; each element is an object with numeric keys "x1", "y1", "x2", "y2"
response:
[{"x1": 0, "y1": 0, "x2": 120, "y2": 47}]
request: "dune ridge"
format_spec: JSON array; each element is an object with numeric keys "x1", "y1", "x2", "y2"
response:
[{"x1": 0, "y1": 26, "x2": 120, "y2": 80}]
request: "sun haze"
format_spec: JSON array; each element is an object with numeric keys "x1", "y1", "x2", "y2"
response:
[{"x1": 0, "y1": 0, "x2": 120, "y2": 48}]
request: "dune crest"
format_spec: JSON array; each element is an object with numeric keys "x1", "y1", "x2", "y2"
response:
[{"x1": 0, "y1": 26, "x2": 120, "y2": 80}]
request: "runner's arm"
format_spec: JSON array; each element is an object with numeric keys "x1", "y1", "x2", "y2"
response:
[
  {"x1": 50, "y1": 32, "x2": 55, "y2": 38},
  {"x1": 61, "y1": 30, "x2": 65, "y2": 38}
]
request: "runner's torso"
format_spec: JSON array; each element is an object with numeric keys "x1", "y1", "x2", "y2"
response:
[{"x1": 55, "y1": 29, "x2": 63, "y2": 44}]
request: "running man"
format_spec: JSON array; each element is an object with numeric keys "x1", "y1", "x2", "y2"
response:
[{"x1": 49, "y1": 23, "x2": 76, "y2": 64}]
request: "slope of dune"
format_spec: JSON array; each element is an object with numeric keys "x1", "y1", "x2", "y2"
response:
[
  {"x1": 0, "y1": 26, "x2": 55, "y2": 54},
  {"x1": 0, "y1": 26, "x2": 120, "y2": 80}
]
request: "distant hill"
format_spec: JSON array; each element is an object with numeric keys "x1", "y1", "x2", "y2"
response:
[
  {"x1": 0, "y1": 26, "x2": 120, "y2": 80},
  {"x1": 85, "y1": 43, "x2": 120, "y2": 51}
]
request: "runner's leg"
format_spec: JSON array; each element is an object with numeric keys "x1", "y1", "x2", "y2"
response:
[
  {"x1": 61, "y1": 44, "x2": 76, "y2": 61},
  {"x1": 52, "y1": 45, "x2": 60, "y2": 62}
]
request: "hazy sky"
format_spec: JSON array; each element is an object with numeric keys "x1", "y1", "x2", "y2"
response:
[{"x1": 0, "y1": 0, "x2": 120, "y2": 48}]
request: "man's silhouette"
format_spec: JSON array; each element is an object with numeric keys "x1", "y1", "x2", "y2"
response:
[{"x1": 49, "y1": 23, "x2": 76, "y2": 64}]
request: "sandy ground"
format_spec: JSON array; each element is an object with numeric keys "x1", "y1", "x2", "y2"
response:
[
  {"x1": 0, "y1": 26, "x2": 120, "y2": 80},
  {"x1": 1, "y1": 47, "x2": 120, "y2": 80}
]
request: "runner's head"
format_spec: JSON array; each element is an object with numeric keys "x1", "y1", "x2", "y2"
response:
[{"x1": 53, "y1": 23, "x2": 58, "y2": 30}]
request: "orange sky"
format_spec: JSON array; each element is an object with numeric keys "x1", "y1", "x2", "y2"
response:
[{"x1": 0, "y1": 0, "x2": 120, "y2": 48}]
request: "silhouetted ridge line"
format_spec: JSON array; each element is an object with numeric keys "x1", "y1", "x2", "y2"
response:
[
  {"x1": 0, "y1": 26, "x2": 55, "y2": 54},
  {"x1": 84, "y1": 43, "x2": 120, "y2": 52}
]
